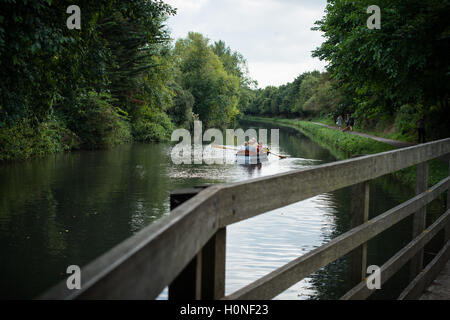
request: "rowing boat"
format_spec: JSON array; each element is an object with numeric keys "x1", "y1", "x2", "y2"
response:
[{"x1": 211, "y1": 144, "x2": 287, "y2": 161}]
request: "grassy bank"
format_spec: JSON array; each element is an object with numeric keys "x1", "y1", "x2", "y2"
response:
[
  {"x1": 310, "y1": 116, "x2": 417, "y2": 143},
  {"x1": 247, "y1": 115, "x2": 395, "y2": 155},
  {"x1": 245, "y1": 116, "x2": 448, "y2": 187}
]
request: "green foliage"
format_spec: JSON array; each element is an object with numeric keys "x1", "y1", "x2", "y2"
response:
[
  {"x1": 99, "y1": 1, "x2": 175, "y2": 111},
  {"x1": 0, "y1": 117, "x2": 79, "y2": 161},
  {"x1": 294, "y1": 73, "x2": 321, "y2": 113},
  {"x1": 211, "y1": 40, "x2": 247, "y2": 80},
  {"x1": 0, "y1": 0, "x2": 255, "y2": 161},
  {"x1": 0, "y1": 0, "x2": 176, "y2": 160},
  {"x1": 312, "y1": 0, "x2": 450, "y2": 136},
  {"x1": 166, "y1": 83, "x2": 195, "y2": 127},
  {"x1": 247, "y1": 1, "x2": 449, "y2": 141},
  {"x1": 174, "y1": 32, "x2": 241, "y2": 128},
  {"x1": 247, "y1": 71, "x2": 343, "y2": 118},
  {"x1": 211, "y1": 40, "x2": 257, "y2": 113},
  {"x1": 68, "y1": 92, "x2": 132, "y2": 149},
  {"x1": 132, "y1": 106, "x2": 174, "y2": 143},
  {"x1": 304, "y1": 79, "x2": 341, "y2": 116},
  {"x1": 0, "y1": 0, "x2": 118, "y2": 126},
  {"x1": 394, "y1": 104, "x2": 420, "y2": 136}
]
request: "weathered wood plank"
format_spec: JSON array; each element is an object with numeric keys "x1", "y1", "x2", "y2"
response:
[
  {"x1": 341, "y1": 209, "x2": 450, "y2": 300},
  {"x1": 410, "y1": 162, "x2": 429, "y2": 279},
  {"x1": 220, "y1": 139, "x2": 450, "y2": 227},
  {"x1": 201, "y1": 227, "x2": 227, "y2": 300},
  {"x1": 169, "y1": 187, "x2": 208, "y2": 300},
  {"x1": 225, "y1": 177, "x2": 450, "y2": 300},
  {"x1": 398, "y1": 240, "x2": 450, "y2": 300},
  {"x1": 349, "y1": 181, "x2": 370, "y2": 286},
  {"x1": 169, "y1": 189, "x2": 226, "y2": 300},
  {"x1": 446, "y1": 160, "x2": 450, "y2": 243}
]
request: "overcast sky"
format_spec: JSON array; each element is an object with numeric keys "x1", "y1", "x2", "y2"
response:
[{"x1": 164, "y1": 0, "x2": 328, "y2": 88}]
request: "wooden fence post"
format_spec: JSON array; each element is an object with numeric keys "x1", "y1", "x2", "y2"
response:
[
  {"x1": 201, "y1": 227, "x2": 226, "y2": 299},
  {"x1": 349, "y1": 181, "x2": 370, "y2": 286},
  {"x1": 446, "y1": 158, "x2": 450, "y2": 243},
  {"x1": 168, "y1": 186, "x2": 227, "y2": 300},
  {"x1": 168, "y1": 188, "x2": 206, "y2": 300},
  {"x1": 410, "y1": 162, "x2": 429, "y2": 280}
]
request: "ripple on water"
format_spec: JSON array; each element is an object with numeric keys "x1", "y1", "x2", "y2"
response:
[{"x1": 225, "y1": 194, "x2": 337, "y2": 299}]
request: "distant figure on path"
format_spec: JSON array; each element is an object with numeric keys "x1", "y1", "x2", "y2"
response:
[
  {"x1": 348, "y1": 116, "x2": 355, "y2": 131},
  {"x1": 417, "y1": 117, "x2": 426, "y2": 143},
  {"x1": 336, "y1": 115, "x2": 344, "y2": 129},
  {"x1": 345, "y1": 113, "x2": 350, "y2": 127},
  {"x1": 342, "y1": 114, "x2": 355, "y2": 132}
]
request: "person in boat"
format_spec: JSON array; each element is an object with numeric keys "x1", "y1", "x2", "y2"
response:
[
  {"x1": 239, "y1": 138, "x2": 265, "y2": 156},
  {"x1": 242, "y1": 141, "x2": 249, "y2": 155},
  {"x1": 248, "y1": 138, "x2": 257, "y2": 153}
]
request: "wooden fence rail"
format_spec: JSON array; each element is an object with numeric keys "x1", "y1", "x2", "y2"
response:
[{"x1": 39, "y1": 138, "x2": 450, "y2": 300}]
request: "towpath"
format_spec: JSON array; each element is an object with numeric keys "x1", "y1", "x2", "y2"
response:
[{"x1": 311, "y1": 122, "x2": 416, "y2": 148}]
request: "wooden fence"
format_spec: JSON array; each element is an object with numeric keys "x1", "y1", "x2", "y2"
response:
[{"x1": 39, "y1": 138, "x2": 450, "y2": 300}]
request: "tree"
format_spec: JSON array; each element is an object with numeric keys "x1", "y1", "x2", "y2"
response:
[
  {"x1": 293, "y1": 72, "x2": 321, "y2": 114},
  {"x1": 166, "y1": 82, "x2": 195, "y2": 127},
  {"x1": 0, "y1": 0, "x2": 112, "y2": 126},
  {"x1": 312, "y1": 0, "x2": 450, "y2": 126},
  {"x1": 99, "y1": 1, "x2": 176, "y2": 112},
  {"x1": 304, "y1": 74, "x2": 342, "y2": 116},
  {"x1": 244, "y1": 71, "x2": 343, "y2": 118},
  {"x1": 211, "y1": 40, "x2": 257, "y2": 114},
  {"x1": 174, "y1": 32, "x2": 240, "y2": 128}
]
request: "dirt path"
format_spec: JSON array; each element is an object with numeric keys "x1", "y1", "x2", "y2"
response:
[{"x1": 311, "y1": 122, "x2": 416, "y2": 148}]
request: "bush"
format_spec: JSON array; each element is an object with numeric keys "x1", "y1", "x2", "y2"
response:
[
  {"x1": 132, "y1": 108, "x2": 174, "y2": 143},
  {"x1": 395, "y1": 104, "x2": 419, "y2": 136},
  {"x1": 0, "y1": 117, "x2": 79, "y2": 161},
  {"x1": 70, "y1": 92, "x2": 132, "y2": 149}
]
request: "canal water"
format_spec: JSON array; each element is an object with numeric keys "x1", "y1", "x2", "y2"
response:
[{"x1": 0, "y1": 121, "x2": 443, "y2": 299}]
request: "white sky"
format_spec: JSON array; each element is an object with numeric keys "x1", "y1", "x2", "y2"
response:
[{"x1": 164, "y1": 0, "x2": 329, "y2": 88}]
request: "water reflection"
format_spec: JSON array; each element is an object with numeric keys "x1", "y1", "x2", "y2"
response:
[
  {"x1": 0, "y1": 121, "x2": 432, "y2": 300},
  {"x1": 240, "y1": 163, "x2": 263, "y2": 176}
]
